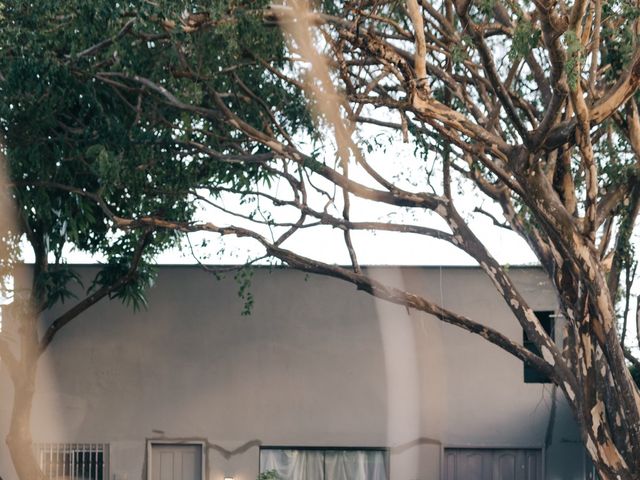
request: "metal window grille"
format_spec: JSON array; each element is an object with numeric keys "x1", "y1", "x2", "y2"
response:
[{"x1": 37, "y1": 443, "x2": 109, "y2": 480}]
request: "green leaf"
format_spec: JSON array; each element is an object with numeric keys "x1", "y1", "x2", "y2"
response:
[{"x1": 509, "y1": 20, "x2": 541, "y2": 60}]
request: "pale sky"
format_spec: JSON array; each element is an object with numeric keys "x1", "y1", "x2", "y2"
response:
[{"x1": 28, "y1": 126, "x2": 541, "y2": 268}]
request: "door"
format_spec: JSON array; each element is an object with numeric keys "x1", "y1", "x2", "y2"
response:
[
  {"x1": 444, "y1": 449, "x2": 542, "y2": 480},
  {"x1": 150, "y1": 444, "x2": 203, "y2": 480}
]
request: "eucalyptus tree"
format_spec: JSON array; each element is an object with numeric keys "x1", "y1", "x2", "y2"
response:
[
  {"x1": 0, "y1": 1, "x2": 309, "y2": 478},
  {"x1": 55, "y1": 1, "x2": 640, "y2": 479},
  {"x1": 3, "y1": 0, "x2": 640, "y2": 479}
]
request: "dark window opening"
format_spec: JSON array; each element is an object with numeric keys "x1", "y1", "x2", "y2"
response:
[{"x1": 524, "y1": 311, "x2": 555, "y2": 383}]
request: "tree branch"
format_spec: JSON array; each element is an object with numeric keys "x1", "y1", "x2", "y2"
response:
[
  {"x1": 71, "y1": 18, "x2": 136, "y2": 59},
  {"x1": 38, "y1": 232, "x2": 152, "y2": 354},
  {"x1": 111, "y1": 214, "x2": 558, "y2": 379}
]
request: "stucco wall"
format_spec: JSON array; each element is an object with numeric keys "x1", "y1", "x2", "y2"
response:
[{"x1": 0, "y1": 266, "x2": 585, "y2": 480}]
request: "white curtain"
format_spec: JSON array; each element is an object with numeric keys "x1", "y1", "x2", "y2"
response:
[
  {"x1": 260, "y1": 449, "x2": 388, "y2": 480},
  {"x1": 325, "y1": 450, "x2": 388, "y2": 480},
  {"x1": 261, "y1": 449, "x2": 324, "y2": 480}
]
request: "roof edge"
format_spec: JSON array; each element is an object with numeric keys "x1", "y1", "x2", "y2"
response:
[{"x1": 12, "y1": 262, "x2": 543, "y2": 270}]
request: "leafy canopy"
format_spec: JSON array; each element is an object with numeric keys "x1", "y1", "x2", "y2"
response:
[{"x1": 0, "y1": 0, "x2": 312, "y2": 308}]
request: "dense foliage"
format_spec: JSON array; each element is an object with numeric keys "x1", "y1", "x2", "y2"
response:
[
  {"x1": 0, "y1": 0, "x2": 312, "y2": 306},
  {"x1": 2, "y1": 1, "x2": 640, "y2": 479}
]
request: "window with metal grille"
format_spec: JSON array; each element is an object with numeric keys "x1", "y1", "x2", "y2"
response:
[{"x1": 37, "y1": 443, "x2": 109, "y2": 480}]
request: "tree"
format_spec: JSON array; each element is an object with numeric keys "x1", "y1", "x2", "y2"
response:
[
  {"x1": 3, "y1": 0, "x2": 640, "y2": 479},
  {"x1": 0, "y1": 1, "x2": 308, "y2": 478}
]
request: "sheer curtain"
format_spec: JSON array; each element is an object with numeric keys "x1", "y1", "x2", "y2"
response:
[
  {"x1": 260, "y1": 449, "x2": 388, "y2": 480},
  {"x1": 260, "y1": 449, "x2": 324, "y2": 479},
  {"x1": 325, "y1": 450, "x2": 388, "y2": 480}
]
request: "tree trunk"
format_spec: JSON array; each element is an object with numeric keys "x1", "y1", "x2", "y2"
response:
[
  {"x1": 5, "y1": 356, "x2": 43, "y2": 480},
  {"x1": 583, "y1": 404, "x2": 640, "y2": 480},
  {"x1": 591, "y1": 440, "x2": 637, "y2": 480},
  {"x1": 3, "y1": 298, "x2": 45, "y2": 480}
]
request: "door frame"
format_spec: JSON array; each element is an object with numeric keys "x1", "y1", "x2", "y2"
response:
[
  {"x1": 146, "y1": 439, "x2": 207, "y2": 480},
  {"x1": 440, "y1": 444, "x2": 545, "y2": 480}
]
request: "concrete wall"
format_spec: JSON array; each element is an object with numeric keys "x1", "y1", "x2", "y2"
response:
[{"x1": 0, "y1": 266, "x2": 585, "y2": 480}]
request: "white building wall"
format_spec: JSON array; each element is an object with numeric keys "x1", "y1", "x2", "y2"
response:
[{"x1": 0, "y1": 266, "x2": 584, "y2": 480}]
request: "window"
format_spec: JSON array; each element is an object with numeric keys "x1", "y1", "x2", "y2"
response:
[
  {"x1": 259, "y1": 447, "x2": 388, "y2": 480},
  {"x1": 37, "y1": 443, "x2": 109, "y2": 480},
  {"x1": 523, "y1": 311, "x2": 555, "y2": 383}
]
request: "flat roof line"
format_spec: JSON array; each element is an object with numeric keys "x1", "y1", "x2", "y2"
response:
[{"x1": 13, "y1": 262, "x2": 543, "y2": 269}]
